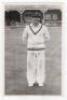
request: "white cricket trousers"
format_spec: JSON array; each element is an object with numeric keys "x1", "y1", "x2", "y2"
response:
[{"x1": 27, "y1": 50, "x2": 45, "y2": 85}]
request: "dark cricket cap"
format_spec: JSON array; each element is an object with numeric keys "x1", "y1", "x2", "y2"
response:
[{"x1": 23, "y1": 10, "x2": 43, "y2": 22}]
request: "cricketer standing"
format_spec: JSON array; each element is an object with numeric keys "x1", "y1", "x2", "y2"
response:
[{"x1": 22, "y1": 10, "x2": 50, "y2": 87}]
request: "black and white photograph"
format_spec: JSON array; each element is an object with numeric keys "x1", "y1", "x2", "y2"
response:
[{"x1": 5, "y1": 3, "x2": 62, "y2": 95}]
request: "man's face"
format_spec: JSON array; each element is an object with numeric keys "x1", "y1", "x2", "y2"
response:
[{"x1": 31, "y1": 18, "x2": 40, "y2": 26}]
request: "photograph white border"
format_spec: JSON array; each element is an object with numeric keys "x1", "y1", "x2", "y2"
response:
[{"x1": 0, "y1": 0, "x2": 67, "y2": 100}]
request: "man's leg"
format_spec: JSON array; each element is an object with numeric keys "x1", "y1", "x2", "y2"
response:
[
  {"x1": 27, "y1": 51, "x2": 36, "y2": 86},
  {"x1": 37, "y1": 50, "x2": 46, "y2": 86}
]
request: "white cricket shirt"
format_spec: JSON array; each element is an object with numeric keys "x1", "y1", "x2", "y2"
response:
[{"x1": 22, "y1": 23, "x2": 50, "y2": 49}]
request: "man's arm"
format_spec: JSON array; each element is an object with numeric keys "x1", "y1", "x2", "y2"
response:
[
  {"x1": 44, "y1": 26, "x2": 50, "y2": 41},
  {"x1": 22, "y1": 25, "x2": 28, "y2": 43}
]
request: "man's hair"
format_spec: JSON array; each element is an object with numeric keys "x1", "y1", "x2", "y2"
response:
[{"x1": 23, "y1": 10, "x2": 43, "y2": 23}]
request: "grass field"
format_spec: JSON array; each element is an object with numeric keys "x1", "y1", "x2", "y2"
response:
[{"x1": 5, "y1": 25, "x2": 61, "y2": 95}]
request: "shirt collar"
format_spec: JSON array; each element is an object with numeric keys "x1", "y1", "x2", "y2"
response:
[{"x1": 30, "y1": 23, "x2": 41, "y2": 28}]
